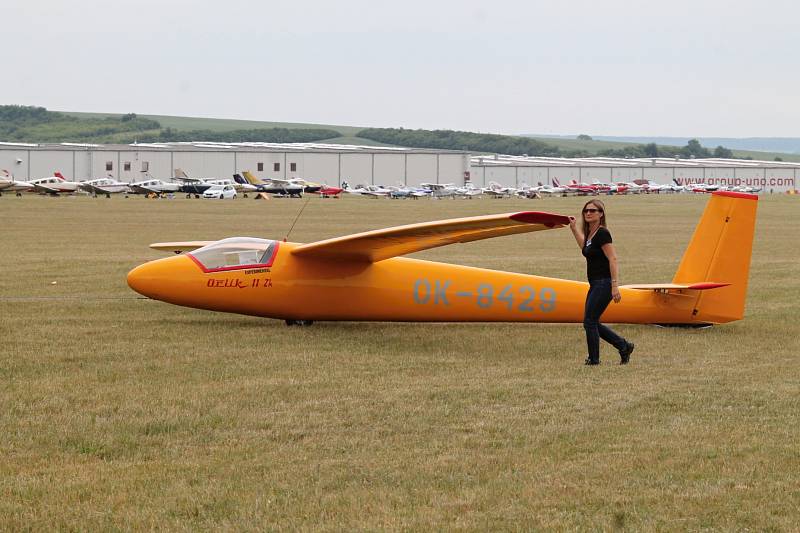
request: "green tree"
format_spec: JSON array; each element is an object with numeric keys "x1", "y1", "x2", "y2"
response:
[
  {"x1": 643, "y1": 143, "x2": 659, "y2": 157},
  {"x1": 576, "y1": 134, "x2": 592, "y2": 141},
  {"x1": 681, "y1": 139, "x2": 711, "y2": 158},
  {"x1": 713, "y1": 145, "x2": 734, "y2": 158}
]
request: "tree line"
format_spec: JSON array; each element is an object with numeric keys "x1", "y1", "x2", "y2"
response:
[
  {"x1": 0, "y1": 105, "x2": 161, "y2": 142},
  {"x1": 133, "y1": 127, "x2": 341, "y2": 144},
  {"x1": 356, "y1": 127, "x2": 570, "y2": 156},
  {"x1": 357, "y1": 127, "x2": 742, "y2": 160},
  {"x1": 0, "y1": 105, "x2": 340, "y2": 144},
  {"x1": 597, "y1": 139, "x2": 736, "y2": 159}
]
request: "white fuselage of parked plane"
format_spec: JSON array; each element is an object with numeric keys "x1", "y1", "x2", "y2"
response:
[
  {"x1": 30, "y1": 176, "x2": 81, "y2": 194},
  {"x1": 80, "y1": 177, "x2": 130, "y2": 195},
  {"x1": 129, "y1": 179, "x2": 181, "y2": 194}
]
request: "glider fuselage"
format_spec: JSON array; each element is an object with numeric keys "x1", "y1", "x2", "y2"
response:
[{"x1": 128, "y1": 243, "x2": 696, "y2": 324}]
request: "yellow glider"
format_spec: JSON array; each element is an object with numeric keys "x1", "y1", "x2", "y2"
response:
[{"x1": 128, "y1": 192, "x2": 757, "y2": 326}]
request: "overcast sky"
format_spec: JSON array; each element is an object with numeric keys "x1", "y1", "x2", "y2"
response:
[{"x1": 3, "y1": 0, "x2": 798, "y2": 136}]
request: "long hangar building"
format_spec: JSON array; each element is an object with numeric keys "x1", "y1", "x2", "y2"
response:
[
  {"x1": 0, "y1": 142, "x2": 797, "y2": 192},
  {"x1": 0, "y1": 142, "x2": 471, "y2": 187}
]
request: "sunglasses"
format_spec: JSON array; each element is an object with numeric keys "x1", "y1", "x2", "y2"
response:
[{"x1": 583, "y1": 208, "x2": 603, "y2": 214}]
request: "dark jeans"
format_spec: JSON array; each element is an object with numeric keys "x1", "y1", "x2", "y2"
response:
[{"x1": 584, "y1": 278, "x2": 627, "y2": 362}]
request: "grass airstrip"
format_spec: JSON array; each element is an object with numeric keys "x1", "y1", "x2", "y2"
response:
[{"x1": 1, "y1": 193, "x2": 798, "y2": 530}]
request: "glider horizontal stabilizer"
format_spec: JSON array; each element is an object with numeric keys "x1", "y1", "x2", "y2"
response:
[
  {"x1": 291, "y1": 211, "x2": 571, "y2": 263},
  {"x1": 621, "y1": 282, "x2": 730, "y2": 293}
]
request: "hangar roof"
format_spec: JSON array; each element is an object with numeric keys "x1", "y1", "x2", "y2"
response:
[
  {"x1": 0, "y1": 141, "x2": 466, "y2": 155},
  {"x1": 471, "y1": 154, "x2": 800, "y2": 168}
]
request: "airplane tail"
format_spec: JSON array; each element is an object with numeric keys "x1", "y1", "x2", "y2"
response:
[
  {"x1": 552, "y1": 177, "x2": 560, "y2": 187},
  {"x1": 233, "y1": 173, "x2": 248, "y2": 185},
  {"x1": 242, "y1": 171, "x2": 266, "y2": 185},
  {"x1": 174, "y1": 168, "x2": 189, "y2": 179},
  {"x1": 54, "y1": 171, "x2": 65, "y2": 179},
  {"x1": 672, "y1": 191, "x2": 758, "y2": 323}
]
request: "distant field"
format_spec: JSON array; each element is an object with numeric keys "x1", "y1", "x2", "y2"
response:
[
  {"x1": 63, "y1": 111, "x2": 365, "y2": 137},
  {"x1": 1, "y1": 193, "x2": 798, "y2": 530}
]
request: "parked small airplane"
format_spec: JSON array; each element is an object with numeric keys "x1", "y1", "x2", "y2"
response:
[
  {"x1": 79, "y1": 176, "x2": 130, "y2": 196},
  {"x1": 174, "y1": 169, "x2": 213, "y2": 195},
  {"x1": 239, "y1": 171, "x2": 304, "y2": 197},
  {"x1": 30, "y1": 172, "x2": 82, "y2": 194},
  {"x1": 129, "y1": 175, "x2": 181, "y2": 195},
  {"x1": 128, "y1": 192, "x2": 757, "y2": 327},
  {"x1": 421, "y1": 183, "x2": 458, "y2": 198},
  {"x1": 482, "y1": 181, "x2": 515, "y2": 198},
  {"x1": 344, "y1": 184, "x2": 393, "y2": 197},
  {"x1": 0, "y1": 170, "x2": 34, "y2": 195},
  {"x1": 536, "y1": 182, "x2": 567, "y2": 196},
  {"x1": 319, "y1": 185, "x2": 344, "y2": 198}
]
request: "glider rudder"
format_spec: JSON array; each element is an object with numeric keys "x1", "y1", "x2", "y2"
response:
[{"x1": 672, "y1": 191, "x2": 758, "y2": 323}]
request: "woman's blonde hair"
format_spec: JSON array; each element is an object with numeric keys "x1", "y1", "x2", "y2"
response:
[{"x1": 581, "y1": 199, "x2": 607, "y2": 241}]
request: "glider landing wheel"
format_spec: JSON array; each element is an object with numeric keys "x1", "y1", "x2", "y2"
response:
[{"x1": 285, "y1": 319, "x2": 314, "y2": 326}]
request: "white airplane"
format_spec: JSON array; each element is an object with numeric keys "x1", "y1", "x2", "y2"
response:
[
  {"x1": 29, "y1": 172, "x2": 82, "y2": 194},
  {"x1": 731, "y1": 185, "x2": 761, "y2": 194},
  {"x1": 454, "y1": 184, "x2": 483, "y2": 198},
  {"x1": 535, "y1": 182, "x2": 567, "y2": 196},
  {"x1": 79, "y1": 176, "x2": 130, "y2": 196},
  {"x1": 129, "y1": 175, "x2": 181, "y2": 195},
  {"x1": 0, "y1": 170, "x2": 34, "y2": 196},
  {"x1": 420, "y1": 183, "x2": 458, "y2": 198},
  {"x1": 387, "y1": 184, "x2": 430, "y2": 199},
  {"x1": 344, "y1": 184, "x2": 393, "y2": 197},
  {"x1": 615, "y1": 181, "x2": 645, "y2": 194},
  {"x1": 482, "y1": 181, "x2": 515, "y2": 198}
]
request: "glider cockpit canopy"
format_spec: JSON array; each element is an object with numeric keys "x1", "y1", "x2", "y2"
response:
[{"x1": 189, "y1": 237, "x2": 278, "y2": 272}]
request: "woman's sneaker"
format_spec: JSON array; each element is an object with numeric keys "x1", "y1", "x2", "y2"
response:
[
  {"x1": 619, "y1": 342, "x2": 635, "y2": 365},
  {"x1": 584, "y1": 357, "x2": 600, "y2": 366}
]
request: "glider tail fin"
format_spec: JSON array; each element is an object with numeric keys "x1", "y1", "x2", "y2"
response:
[{"x1": 672, "y1": 191, "x2": 758, "y2": 323}]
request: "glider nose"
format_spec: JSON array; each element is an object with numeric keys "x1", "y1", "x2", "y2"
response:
[
  {"x1": 127, "y1": 255, "x2": 198, "y2": 302},
  {"x1": 127, "y1": 261, "x2": 159, "y2": 299}
]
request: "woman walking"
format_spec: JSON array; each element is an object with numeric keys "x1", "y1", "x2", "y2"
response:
[{"x1": 569, "y1": 199, "x2": 634, "y2": 365}]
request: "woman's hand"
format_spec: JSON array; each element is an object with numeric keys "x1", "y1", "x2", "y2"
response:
[
  {"x1": 612, "y1": 284, "x2": 621, "y2": 303},
  {"x1": 568, "y1": 216, "x2": 576, "y2": 229}
]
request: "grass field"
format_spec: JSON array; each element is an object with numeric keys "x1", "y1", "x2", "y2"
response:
[{"x1": 1, "y1": 193, "x2": 798, "y2": 530}]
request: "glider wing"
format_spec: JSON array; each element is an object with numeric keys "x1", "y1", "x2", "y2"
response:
[
  {"x1": 150, "y1": 241, "x2": 215, "y2": 254},
  {"x1": 291, "y1": 211, "x2": 571, "y2": 263}
]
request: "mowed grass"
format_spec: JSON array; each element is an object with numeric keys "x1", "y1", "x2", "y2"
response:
[{"x1": 1, "y1": 193, "x2": 798, "y2": 530}]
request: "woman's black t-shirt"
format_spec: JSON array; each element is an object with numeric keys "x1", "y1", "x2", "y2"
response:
[{"x1": 582, "y1": 226, "x2": 612, "y2": 280}]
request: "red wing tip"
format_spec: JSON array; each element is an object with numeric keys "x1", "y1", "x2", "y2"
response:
[
  {"x1": 687, "y1": 282, "x2": 731, "y2": 290},
  {"x1": 510, "y1": 211, "x2": 571, "y2": 226},
  {"x1": 712, "y1": 191, "x2": 759, "y2": 200}
]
